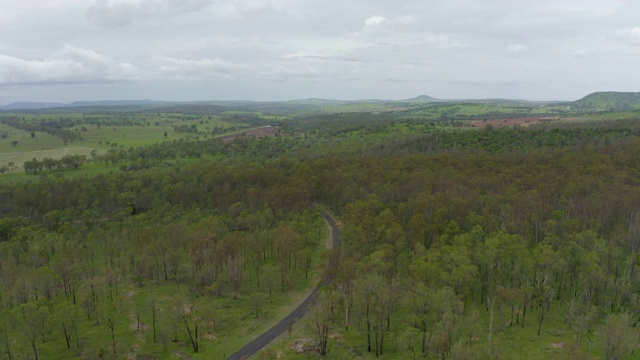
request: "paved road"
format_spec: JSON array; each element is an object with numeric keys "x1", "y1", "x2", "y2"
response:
[{"x1": 227, "y1": 211, "x2": 340, "y2": 360}]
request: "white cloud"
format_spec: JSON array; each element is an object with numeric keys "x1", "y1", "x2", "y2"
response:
[
  {"x1": 353, "y1": 14, "x2": 421, "y2": 39},
  {"x1": 364, "y1": 16, "x2": 389, "y2": 27},
  {"x1": 630, "y1": 27, "x2": 640, "y2": 41},
  {"x1": 0, "y1": 45, "x2": 142, "y2": 85},
  {"x1": 357, "y1": 16, "x2": 390, "y2": 38},
  {"x1": 354, "y1": 15, "x2": 399, "y2": 38}
]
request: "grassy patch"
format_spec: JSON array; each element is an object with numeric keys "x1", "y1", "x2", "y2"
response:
[{"x1": 260, "y1": 300, "x2": 627, "y2": 359}]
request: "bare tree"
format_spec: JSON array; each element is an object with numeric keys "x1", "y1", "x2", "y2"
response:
[
  {"x1": 148, "y1": 295, "x2": 159, "y2": 343},
  {"x1": 310, "y1": 290, "x2": 335, "y2": 356},
  {"x1": 15, "y1": 302, "x2": 49, "y2": 360},
  {"x1": 97, "y1": 300, "x2": 120, "y2": 355},
  {"x1": 176, "y1": 297, "x2": 200, "y2": 353}
]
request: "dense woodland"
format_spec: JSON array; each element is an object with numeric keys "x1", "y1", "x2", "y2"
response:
[{"x1": 1, "y1": 101, "x2": 640, "y2": 359}]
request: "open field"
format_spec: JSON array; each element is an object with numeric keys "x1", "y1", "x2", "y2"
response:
[
  {"x1": 262, "y1": 299, "x2": 608, "y2": 360},
  {"x1": 0, "y1": 112, "x2": 252, "y2": 172},
  {"x1": 0, "y1": 146, "x2": 102, "y2": 172}
]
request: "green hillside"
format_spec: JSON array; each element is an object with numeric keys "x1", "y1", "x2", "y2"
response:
[{"x1": 570, "y1": 91, "x2": 640, "y2": 111}]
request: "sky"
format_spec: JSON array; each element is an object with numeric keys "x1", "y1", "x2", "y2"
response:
[{"x1": 1, "y1": 0, "x2": 640, "y2": 104}]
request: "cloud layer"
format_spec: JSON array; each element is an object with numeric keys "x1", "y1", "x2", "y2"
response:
[
  {"x1": 0, "y1": 45, "x2": 141, "y2": 85},
  {"x1": 1, "y1": 0, "x2": 640, "y2": 102}
]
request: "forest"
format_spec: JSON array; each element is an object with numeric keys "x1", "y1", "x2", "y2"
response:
[{"x1": 1, "y1": 94, "x2": 640, "y2": 359}]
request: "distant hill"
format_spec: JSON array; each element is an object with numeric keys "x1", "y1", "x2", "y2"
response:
[
  {"x1": 4, "y1": 92, "x2": 640, "y2": 114},
  {"x1": 68, "y1": 100, "x2": 162, "y2": 107},
  {"x1": 154, "y1": 104, "x2": 229, "y2": 115},
  {"x1": 288, "y1": 98, "x2": 346, "y2": 105},
  {"x1": 404, "y1": 95, "x2": 439, "y2": 102},
  {"x1": 0, "y1": 99, "x2": 164, "y2": 111},
  {"x1": 0, "y1": 101, "x2": 66, "y2": 110},
  {"x1": 570, "y1": 92, "x2": 640, "y2": 111},
  {"x1": 400, "y1": 95, "x2": 551, "y2": 106}
]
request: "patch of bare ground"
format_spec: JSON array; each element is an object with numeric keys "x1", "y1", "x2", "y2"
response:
[
  {"x1": 128, "y1": 321, "x2": 150, "y2": 331},
  {"x1": 126, "y1": 311, "x2": 148, "y2": 360},
  {"x1": 173, "y1": 350, "x2": 192, "y2": 359},
  {"x1": 290, "y1": 338, "x2": 317, "y2": 354}
]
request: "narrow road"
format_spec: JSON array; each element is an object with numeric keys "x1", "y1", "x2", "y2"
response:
[{"x1": 227, "y1": 211, "x2": 340, "y2": 360}]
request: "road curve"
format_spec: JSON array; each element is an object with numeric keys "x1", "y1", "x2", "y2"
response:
[{"x1": 227, "y1": 211, "x2": 340, "y2": 360}]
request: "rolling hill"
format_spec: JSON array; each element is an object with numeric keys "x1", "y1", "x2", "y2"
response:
[{"x1": 570, "y1": 91, "x2": 640, "y2": 111}]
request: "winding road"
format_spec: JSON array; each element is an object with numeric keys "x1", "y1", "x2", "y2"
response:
[{"x1": 227, "y1": 211, "x2": 340, "y2": 360}]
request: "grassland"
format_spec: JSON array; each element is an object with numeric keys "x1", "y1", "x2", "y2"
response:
[
  {"x1": 261, "y1": 299, "x2": 613, "y2": 360},
  {"x1": 13, "y1": 252, "x2": 326, "y2": 360},
  {"x1": 0, "y1": 112, "x2": 249, "y2": 172}
]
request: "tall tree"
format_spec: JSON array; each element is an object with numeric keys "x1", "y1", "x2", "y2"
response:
[
  {"x1": 334, "y1": 256, "x2": 356, "y2": 331},
  {"x1": 601, "y1": 313, "x2": 638, "y2": 360},
  {"x1": 311, "y1": 290, "x2": 336, "y2": 356},
  {"x1": 50, "y1": 303, "x2": 80, "y2": 350},
  {"x1": 0, "y1": 310, "x2": 15, "y2": 360},
  {"x1": 97, "y1": 300, "x2": 120, "y2": 355},
  {"x1": 14, "y1": 301, "x2": 49, "y2": 360},
  {"x1": 176, "y1": 297, "x2": 200, "y2": 353}
]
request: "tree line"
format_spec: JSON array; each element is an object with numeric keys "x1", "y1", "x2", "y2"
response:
[
  {"x1": 0, "y1": 116, "x2": 80, "y2": 144},
  {"x1": 23, "y1": 155, "x2": 88, "y2": 174}
]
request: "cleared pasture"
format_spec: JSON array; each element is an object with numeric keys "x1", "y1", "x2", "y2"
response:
[
  {"x1": 0, "y1": 123, "x2": 69, "y2": 152},
  {"x1": 0, "y1": 113, "x2": 245, "y2": 173},
  {"x1": 0, "y1": 146, "x2": 102, "y2": 172}
]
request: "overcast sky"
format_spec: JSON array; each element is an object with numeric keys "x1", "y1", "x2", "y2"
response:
[{"x1": 1, "y1": 0, "x2": 640, "y2": 104}]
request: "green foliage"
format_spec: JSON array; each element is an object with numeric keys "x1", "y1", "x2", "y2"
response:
[
  {"x1": 0, "y1": 111, "x2": 255, "y2": 174},
  {"x1": 4, "y1": 101, "x2": 640, "y2": 359},
  {"x1": 571, "y1": 91, "x2": 640, "y2": 112}
]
